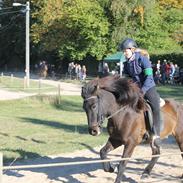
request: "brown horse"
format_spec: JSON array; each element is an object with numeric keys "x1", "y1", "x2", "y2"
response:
[
  {"x1": 81, "y1": 75, "x2": 183, "y2": 183},
  {"x1": 39, "y1": 62, "x2": 48, "y2": 78}
]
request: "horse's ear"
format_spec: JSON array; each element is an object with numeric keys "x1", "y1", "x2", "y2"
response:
[{"x1": 93, "y1": 82, "x2": 100, "y2": 95}]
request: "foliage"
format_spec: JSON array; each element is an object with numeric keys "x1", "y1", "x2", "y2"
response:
[
  {"x1": 134, "y1": 5, "x2": 182, "y2": 54},
  {"x1": 158, "y1": 0, "x2": 183, "y2": 9},
  {"x1": 0, "y1": 0, "x2": 26, "y2": 68},
  {"x1": 0, "y1": 0, "x2": 182, "y2": 69},
  {"x1": 31, "y1": 0, "x2": 109, "y2": 60},
  {"x1": 108, "y1": 0, "x2": 182, "y2": 54},
  {"x1": 162, "y1": 8, "x2": 183, "y2": 45}
]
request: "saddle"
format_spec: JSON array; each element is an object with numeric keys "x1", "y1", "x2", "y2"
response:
[{"x1": 143, "y1": 98, "x2": 165, "y2": 140}]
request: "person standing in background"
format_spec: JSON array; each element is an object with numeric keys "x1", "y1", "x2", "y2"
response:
[{"x1": 81, "y1": 65, "x2": 87, "y2": 81}]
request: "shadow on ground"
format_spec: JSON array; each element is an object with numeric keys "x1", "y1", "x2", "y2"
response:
[
  {"x1": 3, "y1": 138, "x2": 182, "y2": 183},
  {"x1": 20, "y1": 117, "x2": 88, "y2": 134}
]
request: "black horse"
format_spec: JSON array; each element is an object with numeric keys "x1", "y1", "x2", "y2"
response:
[{"x1": 81, "y1": 75, "x2": 183, "y2": 183}]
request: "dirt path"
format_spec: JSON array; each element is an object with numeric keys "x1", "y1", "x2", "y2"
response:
[
  {"x1": 0, "y1": 90, "x2": 35, "y2": 101},
  {"x1": 39, "y1": 79, "x2": 81, "y2": 96},
  {"x1": 3, "y1": 137, "x2": 183, "y2": 183},
  {"x1": 0, "y1": 79, "x2": 81, "y2": 100}
]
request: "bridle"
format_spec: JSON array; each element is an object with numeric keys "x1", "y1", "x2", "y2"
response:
[
  {"x1": 84, "y1": 95, "x2": 104, "y2": 126},
  {"x1": 84, "y1": 95, "x2": 127, "y2": 125}
]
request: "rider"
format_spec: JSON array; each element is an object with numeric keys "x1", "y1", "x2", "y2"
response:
[{"x1": 119, "y1": 38, "x2": 161, "y2": 148}]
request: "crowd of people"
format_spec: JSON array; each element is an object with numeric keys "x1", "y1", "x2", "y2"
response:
[
  {"x1": 67, "y1": 62, "x2": 87, "y2": 81},
  {"x1": 34, "y1": 61, "x2": 48, "y2": 79},
  {"x1": 34, "y1": 61, "x2": 87, "y2": 81},
  {"x1": 34, "y1": 58, "x2": 183, "y2": 86},
  {"x1": 153, "y1": 60, "x2": 183, "y2": 85}
]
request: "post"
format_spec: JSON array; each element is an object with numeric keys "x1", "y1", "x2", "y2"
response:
[
  {"x1": 0, "y1": 152, "x2": 3, "y2": 183},
  {"x1": 0, "y1": 72, "x2": 3, "y2": 83},
  {"x1": 25, "y1": 1, "x2": 30, "y2": 87},
  {"x1": 38, "y1": 79, "x2": 42, "y2": 95},
  {"x1": 58, "y1": 83, "x2": 61, "y2": 104},
  {"x1": 12, "y1": 2, "x2": 30, "y2": 87},
  {"x1": 75, "y1": 126, "x2": 77, "y2": 133},
  {"x1": 24, "y1": 76, "x2": 27, "y2": 89},
  {"x1": 10, "y1": 74, "x2": 14, "y2": 83}
]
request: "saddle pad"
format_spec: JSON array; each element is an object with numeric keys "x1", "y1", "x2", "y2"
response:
[
  {"x1": 160, "y1": 98, "x2": 165, "y2": 108},
  {"x1": 145, "y1": 100, "x2": 164, "y2": 133}
]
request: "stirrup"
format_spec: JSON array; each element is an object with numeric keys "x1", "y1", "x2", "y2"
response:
[{"x1": 151, "y1": 135, "x2": 161, "y2": 148}]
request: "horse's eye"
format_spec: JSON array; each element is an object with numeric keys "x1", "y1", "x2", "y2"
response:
[{"x1": 92, "y1": 104, "x2": 96, "y2": 109}]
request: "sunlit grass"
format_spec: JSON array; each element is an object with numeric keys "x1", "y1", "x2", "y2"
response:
[
  {"x1": 157, "y1": 85, "x2": 183, "y2": 101},
  {"x1": 0, "y1": 76, "x2": 57, "y2": 93},
  {"x1": 0, "y1": 95, "x2": 107, "y2": 163}
]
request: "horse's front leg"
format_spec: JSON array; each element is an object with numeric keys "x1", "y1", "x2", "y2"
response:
[
  {"x1": 141, "y1": 143, "x2": 160, "y2": 179},
  {"x1": 100, "y1": 137, "x2": 121, "y2": 172},
  {"x1": 115, "y1": 143, "x2": 136, "y2": 183}
]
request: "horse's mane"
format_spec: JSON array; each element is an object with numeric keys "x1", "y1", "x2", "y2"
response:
[{"x1": 82, "y1": 75, "x2": 145, "y2": 112}]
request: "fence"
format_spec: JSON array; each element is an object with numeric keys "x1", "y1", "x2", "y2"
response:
[
  {"x1": 0, "y1": 72, "x2": 81, "y2": 101},
  {"x1": 0, "y1": 152, "x2": 183, "y2": 182}
]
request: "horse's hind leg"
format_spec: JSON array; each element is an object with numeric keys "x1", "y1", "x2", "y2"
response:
[
  {"x1": 174, "y1": 132, "x2": 183, "y2": 178},
  {"x1": 100, "y1": 137, "x2": 121, "y2": 172},
  {"x1": 141, "y1": 144, "x2": 160, "y2": 179}
]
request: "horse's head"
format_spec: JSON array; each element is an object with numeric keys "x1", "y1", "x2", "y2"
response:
[{"x1": 81, "y1": 80, "x2": 105, "y2": 136}]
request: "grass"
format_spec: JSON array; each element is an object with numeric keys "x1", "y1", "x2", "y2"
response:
[
  {"x1": 0, "y1": 76, "x2": 57, "y2": 93},
  {"x1": 157, "y1": 84, "x2": 183, "y2": 101},
  {"x1": 0, "y1": 95, "x2": 107, "y2": 163}
]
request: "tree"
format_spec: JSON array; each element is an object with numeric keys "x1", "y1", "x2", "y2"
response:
[
  {"x1": 107, "y1": 0, "x2": 182, "y2": 54},
  {"x1": 0, "y1": 0, "x2": 26, "y2": 69},
  {"x1": 161, "y1": 8, "x2": 183, "y2": 47},
  {"x1": 31, "y1": 0, "x2": 109, "y2": 60},
  {"x1": 158, "y1": 0, "x2": 183, "y2": 9}
]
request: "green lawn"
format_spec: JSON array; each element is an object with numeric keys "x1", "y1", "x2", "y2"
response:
[
  {"x1": 0, "y1": 76, "x2": 57, "y2": 93},
  {"x1": 157, "y1": 85, "x2": 183, "y2": 101},
  {"x1": 0, "y1": 96, "x2": 107, "y2": 163}
]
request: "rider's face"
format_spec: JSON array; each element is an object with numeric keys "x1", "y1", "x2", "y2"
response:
[{"x1": 123, "y1": 48, "x2": 133, "y2": 59}]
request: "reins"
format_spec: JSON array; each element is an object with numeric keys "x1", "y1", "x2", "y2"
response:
[
  {"x1": 84, "y1": 95, "x2": 178, "y2": 126},
  {"x1": 84, "y1": 95, "x2": 104, "y2": 125},
  {"x1": 84, "y1": 95, "x2": 127, "y2": 125},
  {"x1": 105, "y1": 105, "x2": 127, "y2": 120}
]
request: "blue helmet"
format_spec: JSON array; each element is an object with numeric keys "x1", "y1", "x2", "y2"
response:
[{"x1": 119, "y1": 38, "x2": 138, "y2": 50}]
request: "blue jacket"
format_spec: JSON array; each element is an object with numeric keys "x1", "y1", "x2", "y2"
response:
[{"x1": 123, "y1": 52, "x2": 155, "y2": 94}]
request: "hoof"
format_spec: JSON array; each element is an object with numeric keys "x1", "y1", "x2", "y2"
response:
[
  {"x1": 114, "y1": 180, "x2": 121, "y2": 183},
  {"x1": 110, "y1": 163, "x2": 118, "y2": 173},
  {"x1": 103, "y1": 165, "x2": 115, "y2": 173},
  {"x1": 108, "y1": 166, "x2": 115, "y2": 173},
  {"x1": 104, "y1": 163, "x2": 118, "y2": 173},
  {"x1": 141, "y1": 173, "x2": 150, "y2": 179}
]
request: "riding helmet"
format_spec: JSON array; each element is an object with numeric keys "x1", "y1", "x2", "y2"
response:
[{"x1": 119, "y1": 38, "x2": 138, "y2": 50}]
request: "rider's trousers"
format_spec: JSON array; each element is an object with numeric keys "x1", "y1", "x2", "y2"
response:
[{"x1": 144, "y1": 86, "x2": 161, "y2": 135}]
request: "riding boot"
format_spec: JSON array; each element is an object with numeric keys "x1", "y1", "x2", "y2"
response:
[{"x1": 151, "y1": 126, "x2": 161, "y2": 148}]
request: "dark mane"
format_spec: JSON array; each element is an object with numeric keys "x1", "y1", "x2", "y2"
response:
[
  {"x1": 82, "y1": 75, "x2": 144, "y2": 112},
  {"x1": 81, "y1": 75, "x2": 120, "y2": 99}
]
